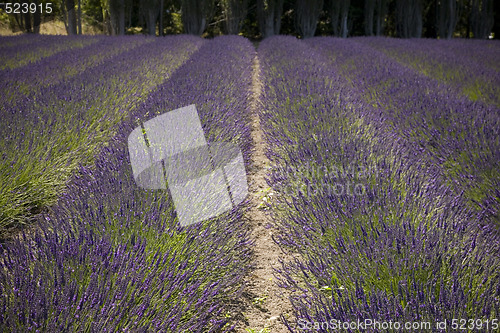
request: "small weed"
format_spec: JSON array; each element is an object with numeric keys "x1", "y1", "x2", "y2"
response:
[
  {"x1": 245, "y1": 328, "x2": 270, "y2": 333},
  {"x1": 257, "y1": 187, "x2": 273, "y2": 209},
  {"x1": 252, "y1": 296, "x2": 267, "y2": 305}
]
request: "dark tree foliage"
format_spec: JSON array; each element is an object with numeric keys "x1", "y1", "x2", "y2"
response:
[
  {"x1": 82, "y1": 0, "x2": 104, "y2": 31},
  {"x1": 422, "y1": 0, "x2": 437, "y2": 37},
  {"x1": 2, "y1": 0, "x2": 497, "y2": 38}
]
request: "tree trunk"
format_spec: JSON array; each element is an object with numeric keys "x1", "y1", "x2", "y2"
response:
[
  {"x1": 108, "y1": 0, "x2": 126, "y2": 35},
  {"x1": 493, "y1": 0, "x2": 500, "y2": 39},
  {"x1": 147, "y1": 9, "x2": 157, "y2": 35},
  {"x1": 340, "y1": 0, "x2": 350, "y2": 37},
  {"x1": 438, "y1": 0, "x2": 459, "y2": 39},
  {"x1": 263, "y1": 10, "x2": 274, "y2": 37},
  {"x1": 374, "y1": 0, "x2": 386, "y2": 35},
  {"x1": 471, "y1": 0, "x2": 494, "y2": 38},
  {"x1": 223, "y1": 0, "x2": 248, "y2": 35},
  {"x1": 396, "y1": 0, "x2": 422, "y2": 38},
  {"x1": 119, "y1": 0, "x2": 125, "y2": 35},
  {"x1": 330, "y1": 0, "x2": 350, "y2": 37},
  {"x1": 330, "y1": 0, "x2": 340, "y2": 36},
  {"x1": 295, "y1": 0, "x2": 323, "y2": 38},
  {"x1": 66, "y1": 0, "x2": 77, "y2": 34},
  {"x1": 340, "y1": 9, "x2": 348, "y2": 37},
  {"x1": 34, "y1": 7, "x2": 41, "y2": 33},
  {"x1": 24, "y1": 11, "x2": 32, "y2": 33},
  {"x1": 182, "y1": 0, "x2": 213, "y2": 35},
  {"x1": 159, "y1": 0, "x2": 164, "y2": 36},
  {"x1": 365, "y1": 0, "x2": 375, "y2": 35},
  {"x1": 273, "y1": 0, "x2": 283, "y2": 34},
  {"x1": 77, "y1": 0, "x2": 82, "y2": 34},
  {"x1": 257, "y1": 0, "x2": 284, "y2": 38}
]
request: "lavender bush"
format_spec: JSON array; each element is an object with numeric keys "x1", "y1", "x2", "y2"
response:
[
  {"x1": 359, "y1": 37, "x2": 500, "y2": 107},
  {"x1": 258, "y1": 36, "x2": 500, "y2": 332},
  {"x1": 0, "y1": 34, "x2": 47, "y2": 49},
  {"x1": 0, "y1": 35, "x2": 100, "y2": 70},
  {"x1": 0, "y1": 35, "x2": 202, "y2": 234},
  {"x1": 307, "y1": 37, "x2": 500, "y2": 232},
  {"x1": 0, "y1": 35, "x2": 254, "y2": 331},
  {"x1": 2, "y1": 33, "x2": 498, "y2": 332},
  {"x1": 1, "y1": 36, "x2": 151, "y2": 98}
]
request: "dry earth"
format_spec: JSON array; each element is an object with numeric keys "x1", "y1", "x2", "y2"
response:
[{"x1": 229, "y1": 55, "x2": 295, "y2": 333}]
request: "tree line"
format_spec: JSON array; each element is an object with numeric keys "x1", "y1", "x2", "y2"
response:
[{"x1": 5, "y1": 0, "x2": 500, "y2": 39}]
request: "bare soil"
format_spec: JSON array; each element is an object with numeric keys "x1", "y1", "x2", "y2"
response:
[{"x1": 229, "y1": 55, "x2": 294, "y2": 333}]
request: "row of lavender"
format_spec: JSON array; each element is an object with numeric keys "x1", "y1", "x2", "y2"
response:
[
  {"x1": 1, "y1": 36, "x2": 152, "y2": 100},
  {"x1": 0, "y1": 35, "x2": 200, "y2": 234},
  {"x1": 259, "y1": 36, "x2": 500, "y2": 332},
  {"x1": 359, "y1": 37, "x2": 500, "y2": 108},
  {"x1": 0, "y1": 36, "x2": 254, "y2": 331},
  {"x1": 0, "y1": 35, "x2": 100, "y2": 70},
  {"x1": 307, "y1": 37, "x2": 500, "y2": 232}
]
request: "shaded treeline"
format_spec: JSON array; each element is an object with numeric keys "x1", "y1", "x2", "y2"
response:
[{"x1": 4, "y1": 0, "x2": 499, "y2": 39}]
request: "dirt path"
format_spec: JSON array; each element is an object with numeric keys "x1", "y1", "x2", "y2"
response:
[{"x1": 232, "y1": 55, "x2": 294, "y2": 333}]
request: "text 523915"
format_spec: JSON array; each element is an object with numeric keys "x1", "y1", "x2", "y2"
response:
[{"x1": 1, "y1": 3, "x2": 53, "y2": 14}]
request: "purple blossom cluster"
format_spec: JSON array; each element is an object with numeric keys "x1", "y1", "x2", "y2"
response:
[
  {"x1": 0, "y1": 35, "x2": 254, "y2": 331},
  {"x1": 258, "y1": 36, "x2": 500, "y2": 332},
  {"x1": 0, "y1": 35, "x2": 202, "y2": 232}
]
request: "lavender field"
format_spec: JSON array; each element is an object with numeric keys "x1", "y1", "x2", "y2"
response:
[{"x1": 0, "y1": 35, "x2": 499, "y2": 332}]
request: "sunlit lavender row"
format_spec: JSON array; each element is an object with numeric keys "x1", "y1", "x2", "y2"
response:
[
  {"x1": 1, "y1": 33, "x2": 498, "y2": 332},
  {"x1": 359, "y1": 37, "x2": 500, "y2": 107},
  {"x1": 1, "y1": 37, "x2": 151, "y2": 98},
  {"x1": 0, "y1": 34, "x2": 47, "y2": 50},
  {"x1": 0, "y1": 36, "x2": 254, "y2": 331},
  {"x1": 259, "y1": 36, "x2": 500, "y2": 332},
  {"x1": 307, "y1": 37, "x2": 500, "y2": 231},
  {"x1": 0, "y1": 35, "x2": 100, "y2": 71},
  {"x1": 0, "y1": 36, "x2": 201, "y2": 233}
]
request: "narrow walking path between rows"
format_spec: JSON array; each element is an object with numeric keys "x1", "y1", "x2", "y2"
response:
[{"x1": 232, "y1": 55, "x2": 294, "y2": 333}]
